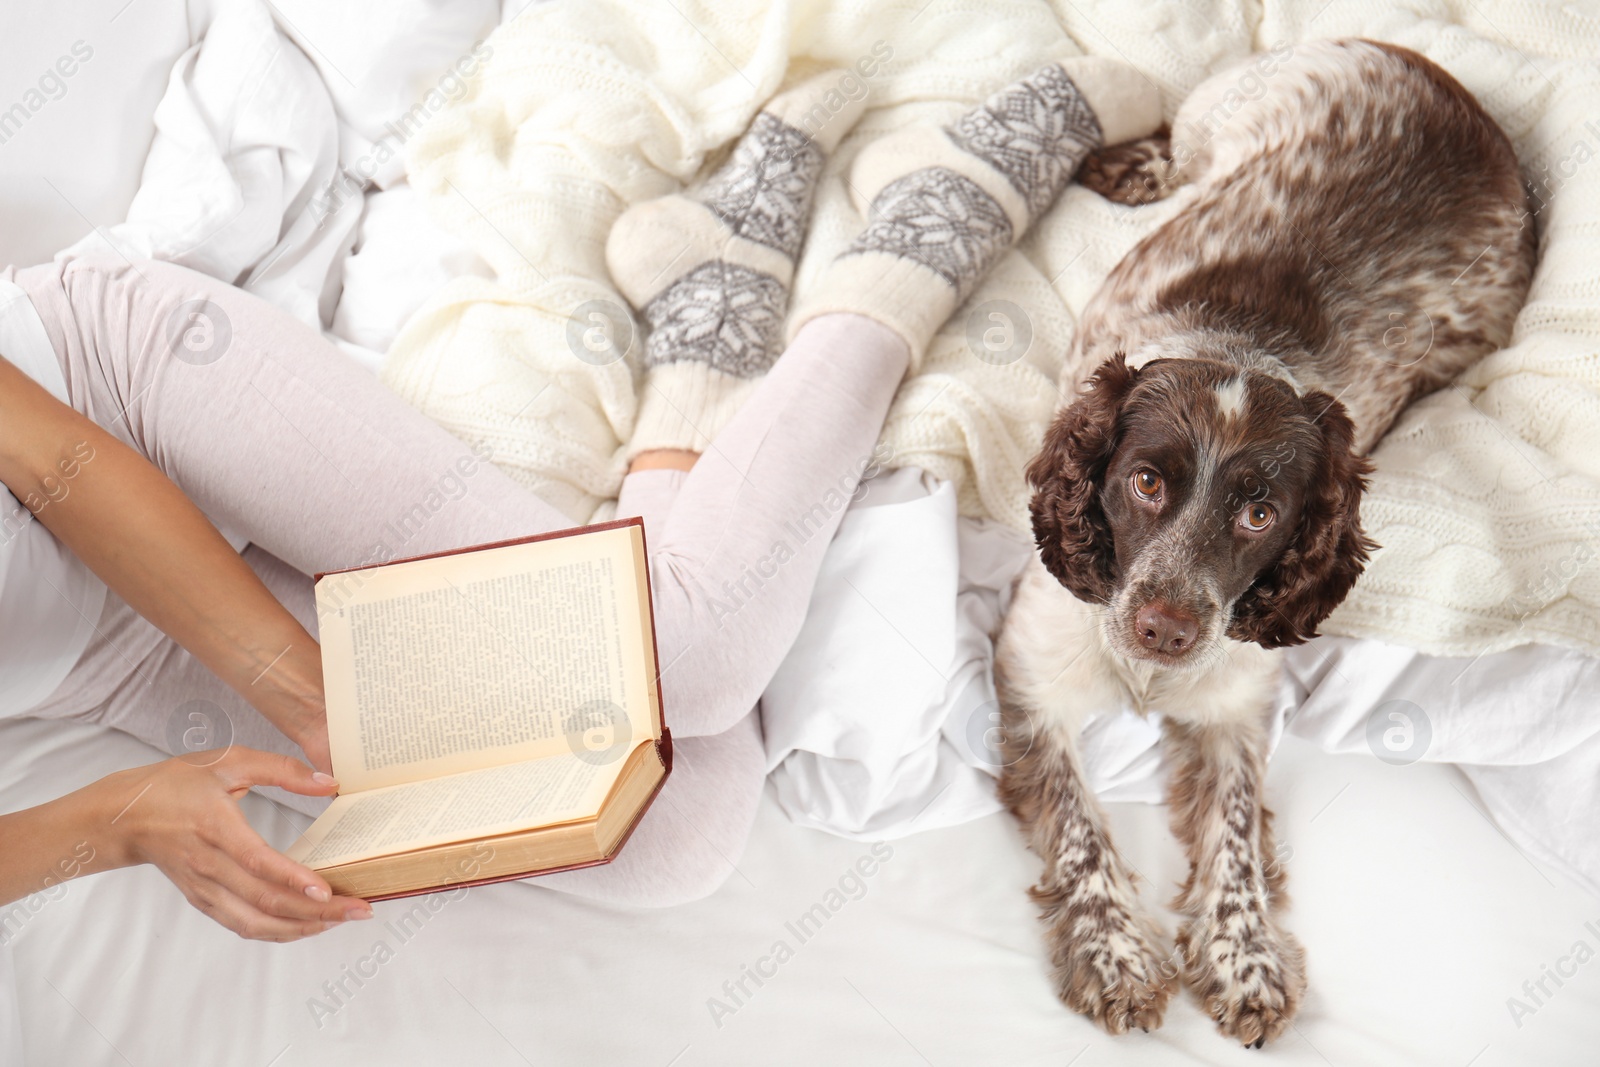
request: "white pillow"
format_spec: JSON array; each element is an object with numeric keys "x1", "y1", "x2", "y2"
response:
[
  {"x1": 0, "y1": 5, "x2": 198, "y2": 268},
  {"x1": 265, "y1": 0, "x2": 499, "y2": 185}
]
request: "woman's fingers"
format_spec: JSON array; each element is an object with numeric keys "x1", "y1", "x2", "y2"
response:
[
  {"x1": 213, "y1": 747, "x2": 339, "y2": 797},
  {"x1": 184, "y1": 877, "x2": 332, "y2": 942},
  {"x1": 206, "y1": 815, "x2": 371, "y2": 922},
  {"x1": 205, "y1": 856, "x2": 365, "y2": 927},
  {"x1": 215, "y1": 812, "x2": 336, "y2": 904},
  {"x1": 200, "y1": 748, "x2": 350, "y2": 906}
]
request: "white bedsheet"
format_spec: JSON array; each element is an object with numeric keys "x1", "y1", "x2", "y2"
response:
[
  {"x1": 763, "y1": 469, "x2": 1021, "y2": 838},
  {"x1": 4, "y1": 714, "x2": 1598, "y2": 1066},
  {"x1": 1285, "y1": 636, "x2": 1600, "y2": 901}
]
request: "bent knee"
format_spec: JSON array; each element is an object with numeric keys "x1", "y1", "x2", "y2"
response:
[
  {"x1": 627, "y1": 852, "x2": 743, "y2": 908},
  {"x1": 534, "y1": 820, "x2": 753, "y2": 908},
  {"x1": 534, "y1": 724, "x2": 767, "y2": 907}
]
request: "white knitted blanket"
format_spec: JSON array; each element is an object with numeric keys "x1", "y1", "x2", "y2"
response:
[{"x1": 384, "y1": 0, "x2": 1600, "y2": 658}]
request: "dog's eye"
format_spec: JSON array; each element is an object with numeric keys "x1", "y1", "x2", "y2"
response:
[
  {"x1": 1240, "y1": 502, "x2": 1276, "y2": 531},
  {"x1": 1132, "y1": 469, "x2": 1162, "y2": 500}
]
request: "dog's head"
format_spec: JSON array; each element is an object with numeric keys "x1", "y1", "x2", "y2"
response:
[{"x1": 1028, "y1": 352, "x2": 1375, "y2": 663}]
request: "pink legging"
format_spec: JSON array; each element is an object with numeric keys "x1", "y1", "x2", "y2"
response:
[{"x1": 10, "y1": 255, "x2": 909, "y2": 907}]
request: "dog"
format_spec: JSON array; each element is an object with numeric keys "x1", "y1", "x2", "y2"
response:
[{"x1": 994, "y1": 39, "x2": 1533, "y2": 1047}]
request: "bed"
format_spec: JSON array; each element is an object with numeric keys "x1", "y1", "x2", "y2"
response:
[
  {"x1": 4, "y1": 2, "x2": 1599, "y2": 1064},
  {"x1": 6, "y1": 713, "x2": 1599, "y2": 1066}
]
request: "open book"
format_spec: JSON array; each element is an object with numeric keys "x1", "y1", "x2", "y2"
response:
[{"x1": 285, "y1": 518, "x2": 670, "y2": 901}]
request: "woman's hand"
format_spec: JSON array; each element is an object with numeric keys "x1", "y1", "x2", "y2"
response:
[{"x1": 98, "y1": 747, "x2": 371, "y2": 941}]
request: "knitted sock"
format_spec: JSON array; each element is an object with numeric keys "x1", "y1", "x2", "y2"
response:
[
  {"x1": 608, "y1": 70, "x2": 867, "y2": 456},
  {"x1": 790, "y1": 56, "x2": 1162, "y2": 371}
]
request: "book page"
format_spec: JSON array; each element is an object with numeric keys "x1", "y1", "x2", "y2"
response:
[
  {"x1": 316, "y1": 524, "x2": 656, "y2": 792},
  {"x1": 285, "y1": 748, "x2": 635, "y2": 869}
]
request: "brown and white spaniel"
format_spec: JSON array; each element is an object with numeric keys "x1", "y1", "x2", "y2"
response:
[{"x1": 995, "y1": 39, "x2": 1533, "y2": 1046}]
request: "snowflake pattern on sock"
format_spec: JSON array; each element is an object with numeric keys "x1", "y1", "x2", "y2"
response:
[
  {"x1": 642, "y1": 261, "x2": 788, "y2": 378},
  {"x1": 696, "y1": 113, "x2": 824, "y2": 260},
  {"x1": 945, "y1": 64, "x2": 1103, "y2": 220},
  {"x1": 844, "y1": 167, "x2": 1013, "y2": 300}
]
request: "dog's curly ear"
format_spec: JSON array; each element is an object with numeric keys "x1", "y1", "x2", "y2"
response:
[
  {"x1": 1227, "y1": 392, "x2": 1377, "y2": 648},
  {"x1": 1027, "y1": 353, "x2": 1139, "y2": 603}
]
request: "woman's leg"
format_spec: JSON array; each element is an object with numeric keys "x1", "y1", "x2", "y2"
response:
[
  {"x1": 625, "y1": 312, "x2": 906, "y2": 738},
  {"x1": 540, "y1": 468, "x2": 764, "y2": 906},
  {"x1": 539, "y1": 720, "x2": 767, "y2": 907},
  {"x1": 17, "y1": 256, "x2": 906, "y2": 905},
  {"x1": 533, "y1": 316, "x2": 910, "y2": 906},
  {"x1": 21, "y1": 255, "x2": 576, "y2": 577},
  {"x1": 600, "y1": 55, "x2": 1163, "y2": 742},
  {"x1": 548, "y1": 54, "x2": 1164, "y2": 903},
  {"x1": 24, "y1": 255, "x2": 908, "y2": 737}
]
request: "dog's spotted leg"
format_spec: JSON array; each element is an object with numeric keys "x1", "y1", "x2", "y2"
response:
[
  {"x1": 999, "y1": 721, "x2": 1174, "y2": 1033},
  {"x1": 1163, "y1": 718, "x2": 1306, "y2": 1048}
]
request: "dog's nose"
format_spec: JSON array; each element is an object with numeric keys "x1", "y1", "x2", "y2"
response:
[{"x1": 1135, "y1": 602, "x2": 1198, "y2": 655}]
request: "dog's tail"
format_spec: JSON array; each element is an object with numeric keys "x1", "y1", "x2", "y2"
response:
[{"x1": 1078, "y1": 125, "x2": 1182, "y2": 207}]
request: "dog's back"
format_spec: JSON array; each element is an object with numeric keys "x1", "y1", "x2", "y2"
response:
[{"x1": 1071, "y1": 40, "x2": 1533, "y2": 451}]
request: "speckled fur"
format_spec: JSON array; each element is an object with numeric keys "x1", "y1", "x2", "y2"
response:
[
  {"x1": 1067, "y1": 39, "x2": 1533, "y2": 446},
  {"x1": 998, "y1": 40, "x2": 1532, "y2": 1047}
]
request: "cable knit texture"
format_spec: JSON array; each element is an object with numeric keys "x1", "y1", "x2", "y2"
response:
[{"x1": 385, "y1": 0, "x2": 1600, "y2": 659}]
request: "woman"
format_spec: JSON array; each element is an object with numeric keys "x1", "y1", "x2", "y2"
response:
[{"x1": 0, "y1": 60, "x2": 1155, "y2": 939}]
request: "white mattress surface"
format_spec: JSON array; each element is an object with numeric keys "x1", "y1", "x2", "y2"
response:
[{"x1": 4, "y1": 715, "x2": 1597, "y2": 1067}]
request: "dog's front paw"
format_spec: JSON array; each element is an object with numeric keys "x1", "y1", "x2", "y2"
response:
[
  {"x1": 1179, "y1": 911, "x2": 1307, "y2": 1047},
  {"x1": 1037, "y1": 888, "x2": 1174, "y2": 1034}
]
